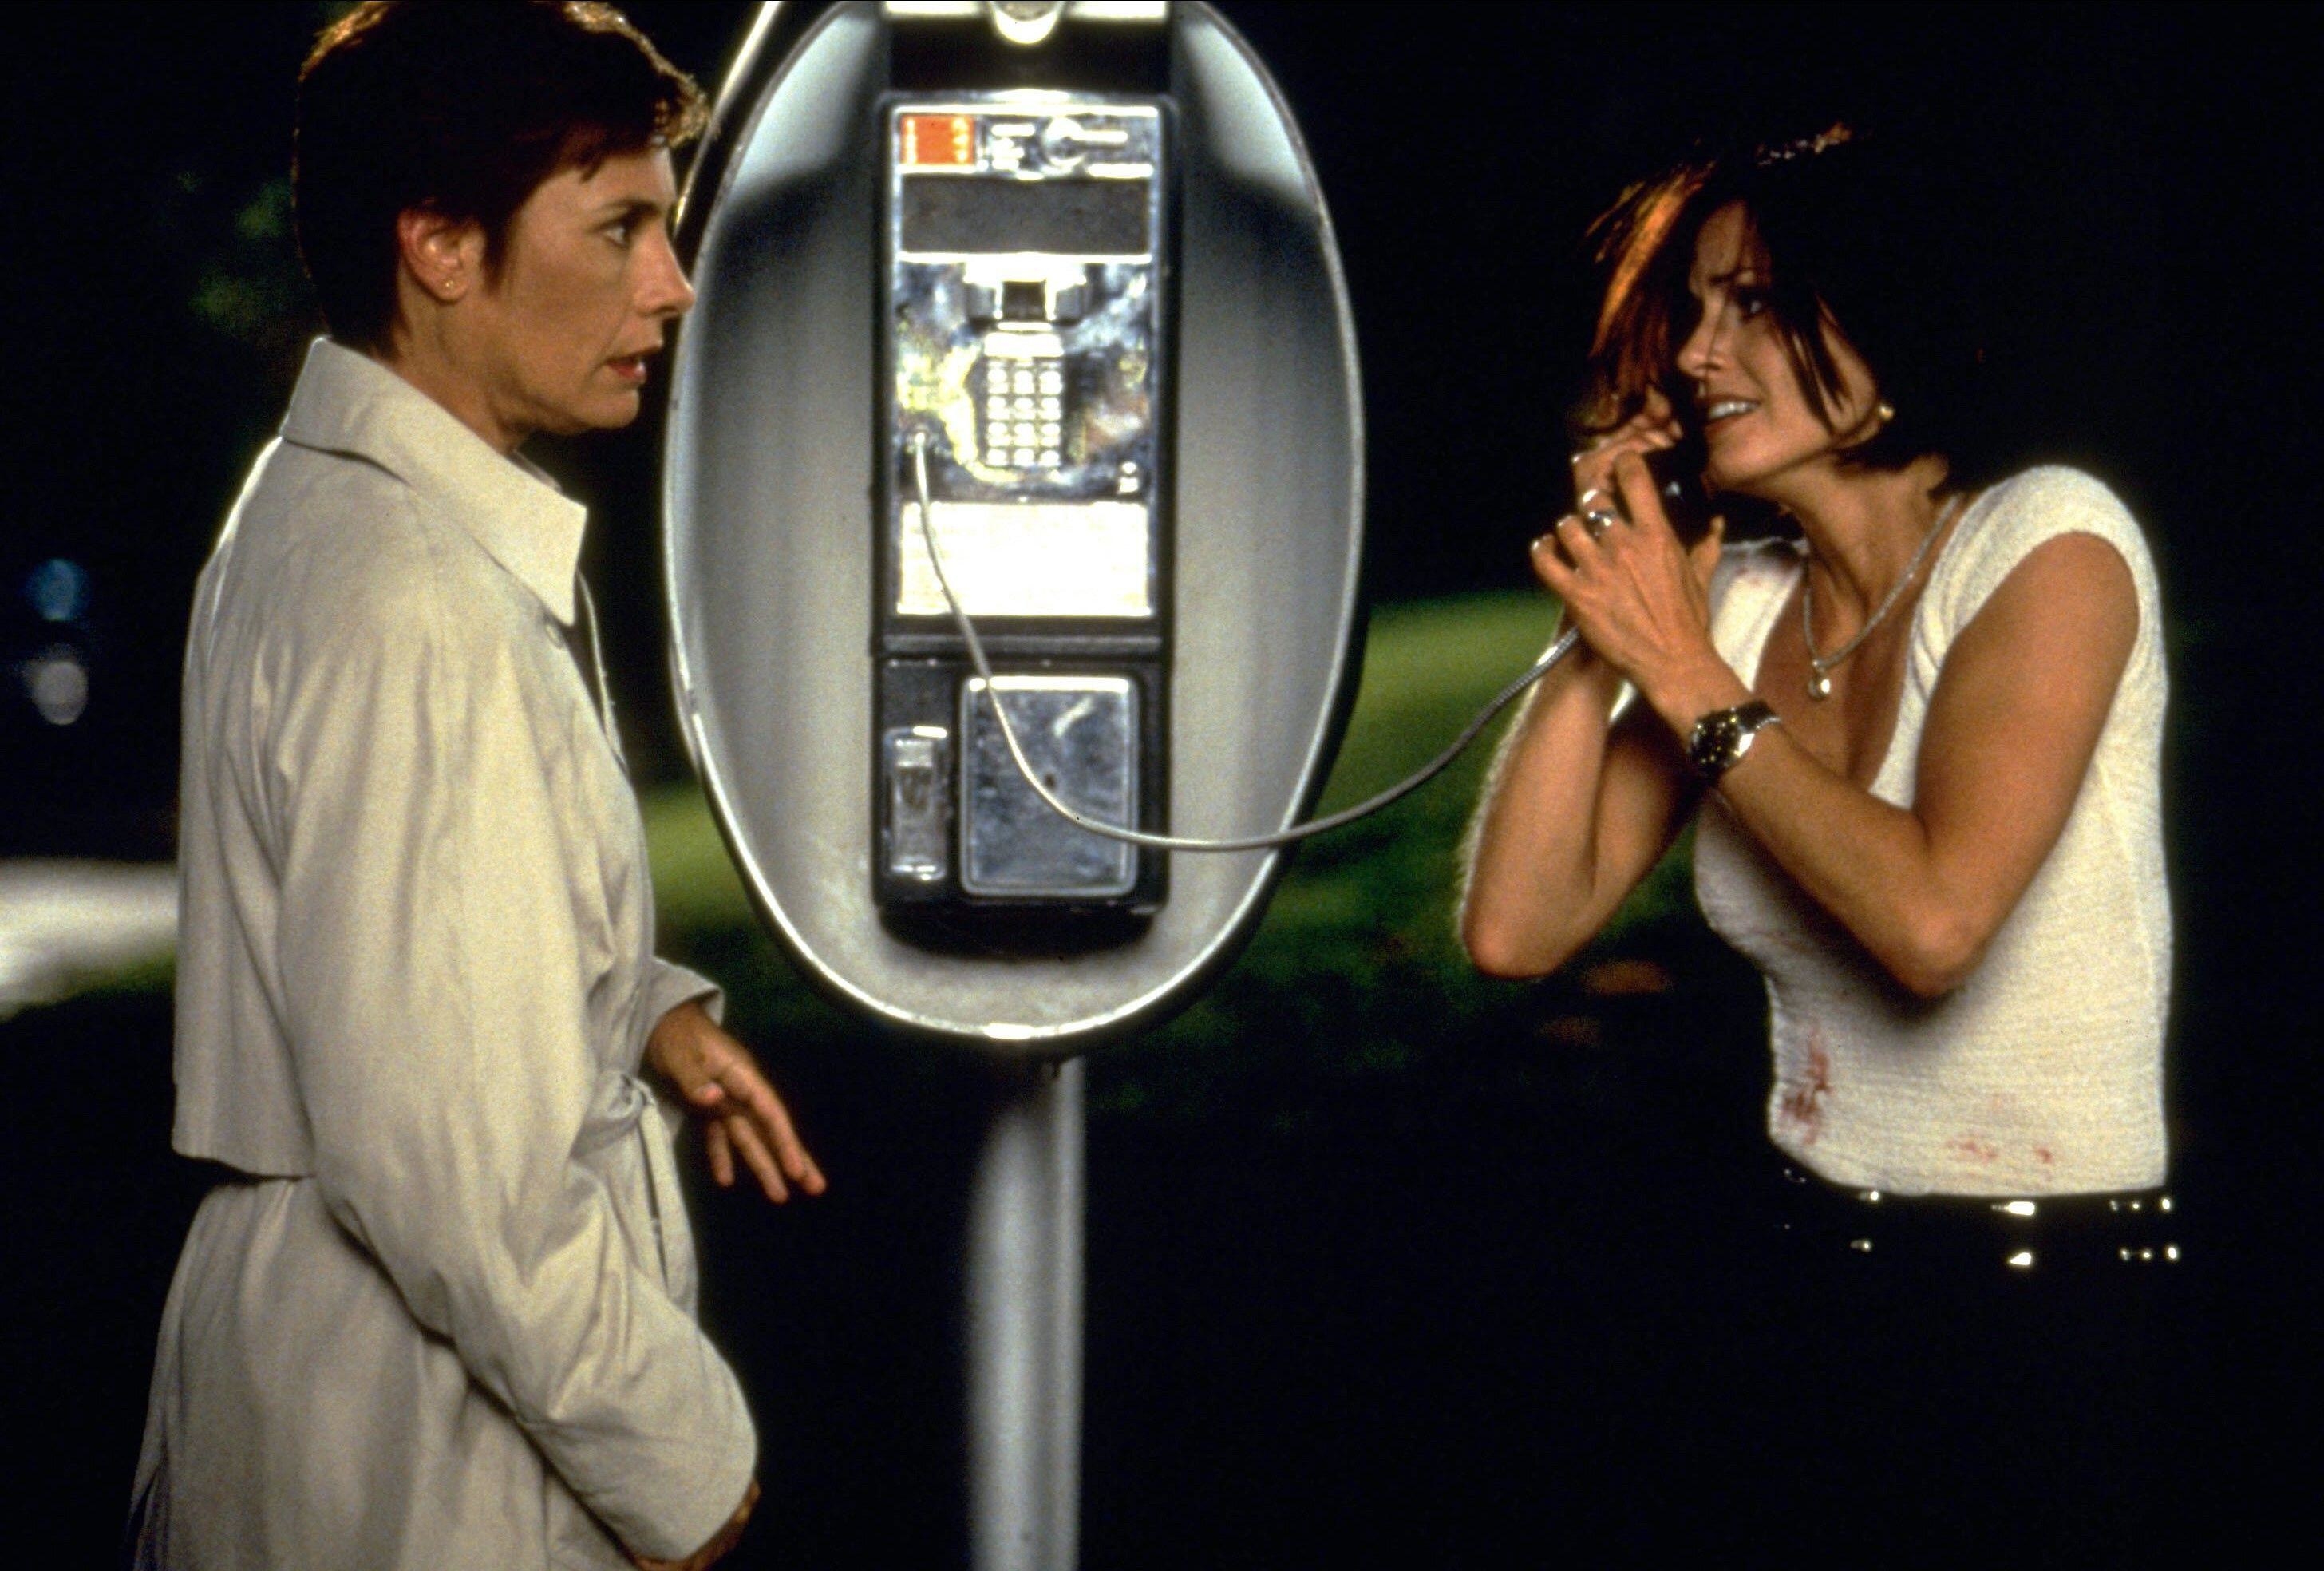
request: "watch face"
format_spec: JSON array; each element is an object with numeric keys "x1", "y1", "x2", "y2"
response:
[
  {"x1": 1690, "y1": 714, "x2": 1734, "y2": 775},
  {"x1": 1690, "y1": 703, "x2": 1771, "y2": 781}
]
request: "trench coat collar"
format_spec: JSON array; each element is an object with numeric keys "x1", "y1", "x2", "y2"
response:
[{"x1": 281, "y1": 337, "x2": 589, "y2": 625}]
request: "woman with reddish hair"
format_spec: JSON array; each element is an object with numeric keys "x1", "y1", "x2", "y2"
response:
[{"x1": 1462, "y1": 128, "x2": 2174, "y2": 1548}]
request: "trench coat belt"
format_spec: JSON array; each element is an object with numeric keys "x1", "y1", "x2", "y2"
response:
[{"x1": 573, "y1": 1068, "x2": 687, "y2": 1301}]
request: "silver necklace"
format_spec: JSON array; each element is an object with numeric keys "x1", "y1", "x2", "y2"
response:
[{"x1": 1800, "y1": 493, "x2": 1964, "y2": 700}]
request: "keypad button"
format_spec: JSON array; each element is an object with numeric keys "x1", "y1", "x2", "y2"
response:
[
  {"x1": 1038, "y1": 449, "x2": 1061, "y2": 468},
  {"x1": 1038, "y1": 370, "x2": 1064, "y2": 394},
  {"x1": 1013, "y1": 449, "x2": 1035, "y2": 467},
  {"x1": 1038, "y1": 397, "x2": 1061, "y2": 418},
  {"x1": 1038, "y1": 423, "x2": 1061, "y2": 445}
]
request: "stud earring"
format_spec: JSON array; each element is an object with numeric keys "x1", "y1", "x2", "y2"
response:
[{"x1": 1875, "y1": 400, "x2": 1896, "y2": 422}]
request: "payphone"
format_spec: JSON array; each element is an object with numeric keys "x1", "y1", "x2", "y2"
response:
[
  {"x1": 667, "y1": 5, "x2": 1366, "y2": 1565},
  {"x1": 875, "y1": 93, "x2": 1172, "y2": 920},
  {"x1": 664, "y1": 0, "x2": 1371, "y2": 1017}
]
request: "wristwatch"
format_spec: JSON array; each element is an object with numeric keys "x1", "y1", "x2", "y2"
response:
[{"x1": 1686, "y1": 700, "x2": 1781, "y2": 786}]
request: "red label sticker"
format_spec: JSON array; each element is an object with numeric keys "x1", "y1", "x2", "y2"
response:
[{"x1": 899, "y1": 114, "x2": 974, "y2": 168}]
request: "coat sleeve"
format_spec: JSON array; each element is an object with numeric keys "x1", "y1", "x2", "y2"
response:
[
  {"x1": 265, "y1": 528, "x2": 754, "y2": 1563},
  {"x1": 638, "y1": 957, "x2": 726, "y2": 1038}
]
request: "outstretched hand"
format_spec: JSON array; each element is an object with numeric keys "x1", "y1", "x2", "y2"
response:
[{"x1": 646, "y1": 1001, "x2": 827, "y2": 1203}]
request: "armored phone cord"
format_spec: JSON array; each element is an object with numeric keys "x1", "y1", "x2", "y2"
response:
[{"x1": 910, "y1": 431, "x2": 1579, "y2": 852}]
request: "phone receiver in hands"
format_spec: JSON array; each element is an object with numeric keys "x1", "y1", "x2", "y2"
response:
[{"x1": 1643, "y1": 434, "x2": 1715, "y2": 545}]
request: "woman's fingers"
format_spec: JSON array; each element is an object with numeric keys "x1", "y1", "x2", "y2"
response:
[
  {"x1": 1528, "y1": 402, "x2": 1727, "y2": 708},
  {"x1": 735, "y1": 1087, "x2": 827, "y2": 1197},
  {"x1": 713, "y1": 1058, "x2": 829, "y2": 1198},
  {"x1": 704, "y1": 1059, "x2": 797, "y2": 1201},
  {"x1": 1572, "y1": 406, "x2": 1685, "y2": 502},
  {"x1": 762, "y1": 1097, "x2": 828, "y2": 1195},
  {"x1": 650, "y1": 1006, "x2": 832, "y2": 1205},
  {"x1": 720, "y1": 1113, "x2": 790, "y2": 1203},
  {"x1": 1529, "y1": 529, "x2": 1566, "y2": 590},
  {"x1": 1610, "y1": 449, "x2": 1673, "y2": 538},
  {"x1": 1688, "y1": 513, "x2": 1728, "y2": 595},
  {"x1": 666, "y1": 1024, "x2": 830, "y2": 1204},
  {"x1": 1532, "y1": 511, "x2": 1613, "y2": 587},
  {"x1": 1571, "y1": 406, "x2": 1679, "y2": 464},
  {"x1": 1561, "y1": 507, "x2": 1619, "y2": 556}
]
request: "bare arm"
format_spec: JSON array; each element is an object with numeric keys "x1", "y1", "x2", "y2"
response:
[
  {"x1": 1457, "y1": 642, "x2": 1701, "y2": 978},
  {"x1": 1459, "y1": 399, "x2": 1719, "y2": 979},
  {"x1": 1547, "y1": 452, "x2": 2139, "y2": 999}
]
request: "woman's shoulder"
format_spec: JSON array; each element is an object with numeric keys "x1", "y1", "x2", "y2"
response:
[
  {"x1": 1957, "y1": 465, "x2": 2152, "y2": 568},
  {"x1": 1931, "y1": 465, "x2": 2160, "y2": 632},
  {"x1": 1975, "y1": 464, "x2": 2143, "y2": 533},
  {"x1": 228, "y1": 452, "x2": 538, "y2": 715},
  {"x1": 252, "y1": 445, "x2": 522, "y2": 624}
]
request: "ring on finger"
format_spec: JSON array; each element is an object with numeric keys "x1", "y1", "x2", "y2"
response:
[{"x1": 1582, "y1": 508, "x2": 1622, "y2": 540}]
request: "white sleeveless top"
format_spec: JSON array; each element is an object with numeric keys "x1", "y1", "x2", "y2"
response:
[{"x1": 1693, "y1": 466, "x2": 2171, "y2": 1196}]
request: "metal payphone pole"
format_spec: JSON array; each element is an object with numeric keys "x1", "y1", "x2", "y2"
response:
[{"x1": 966, "y1": 1058, "x2": 1085, "y2": 1571}]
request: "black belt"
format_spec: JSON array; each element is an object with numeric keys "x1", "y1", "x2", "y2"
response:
[{"x1": 1767, "y1": 1159, "x2": 2182, "y2": 1276}]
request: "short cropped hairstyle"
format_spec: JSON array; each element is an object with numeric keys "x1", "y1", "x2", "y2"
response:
[
  {"x1": 294, "y1": 1, "x2": 706, "y2": 352},
  {"x1": 1582, "y1": 127, "x2": 2003, "y2": 492}
]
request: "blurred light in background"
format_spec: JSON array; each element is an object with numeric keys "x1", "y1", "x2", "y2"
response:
[
  {"x1": 24, "y1": 644, "x2": 89, "y2": 726},
  {"x1": 26, "y1": 558, "x2": 90, "y2": 623}
]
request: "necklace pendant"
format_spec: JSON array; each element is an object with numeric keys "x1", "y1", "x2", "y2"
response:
[{"x1": 1807, "y1": 669, "x2": 1833, "y2": 701}]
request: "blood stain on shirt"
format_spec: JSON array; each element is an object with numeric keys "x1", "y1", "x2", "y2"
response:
[
  {"x1": 1948, "y1": 1135, "x2": 2002, "y2": 1164},
  {"x1": 1780, "y1": 1039, "x2": 1834, "y2": 1143}
]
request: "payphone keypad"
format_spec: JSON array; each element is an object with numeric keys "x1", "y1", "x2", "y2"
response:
[
  {"x1": 886, "y1": 100, "x2": 1161, "y2": 516},
  {"x1": 977, "y1": 358, "x2": 1068, "y2": 470}
]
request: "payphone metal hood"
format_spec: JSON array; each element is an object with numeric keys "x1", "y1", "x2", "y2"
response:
[{"x1": 662, "y1": 2, "x2": 1364, "y2": 1053}]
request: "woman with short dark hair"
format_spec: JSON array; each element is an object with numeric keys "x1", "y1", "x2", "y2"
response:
[
  {"x1": 131, "y1": 7, "x2": 819, "y2": 1568},
  {"x1": 1460, "y1": 128, "x2": 2173, "y2": 1545}
]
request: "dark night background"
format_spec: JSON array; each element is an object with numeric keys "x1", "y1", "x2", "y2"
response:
[{"x1": 4, "y1": 2, "x2": 2319, "y2": 1564}]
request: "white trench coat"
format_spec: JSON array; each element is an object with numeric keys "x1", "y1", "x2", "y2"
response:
[{"x1": 132, "y1": 339, "x2": 757, "y2": 1569}]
